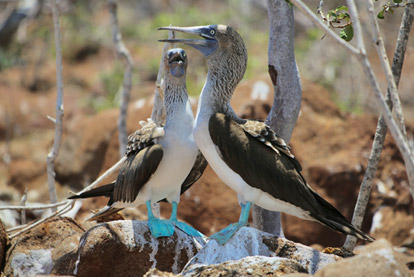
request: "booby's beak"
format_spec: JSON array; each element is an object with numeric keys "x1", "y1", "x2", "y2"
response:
[
  {"x1": 167, "y1": 48, "x2": 187, "y2": 78},
  {"x1": 159, "y1": 25, "x2": 219, "y2": 57}
]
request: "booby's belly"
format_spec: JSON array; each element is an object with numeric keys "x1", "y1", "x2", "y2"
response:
[{"x1": 194, "y1": 121, "x2": 312, "y2": 220}]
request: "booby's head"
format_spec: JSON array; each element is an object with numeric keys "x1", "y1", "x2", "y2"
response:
[
  {"x1": 159, "y1": 25, "x2": 248, "y2": 97},
  {"x1": 165, "y1": 48, "x2": 188, "y2": 78}
]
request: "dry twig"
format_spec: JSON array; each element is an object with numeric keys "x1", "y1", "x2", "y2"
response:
[
  {"x1": 5, "y1": 157, "x2": 126, "y2": 236},
  {"x1": 0, "y1": 201, "x2": 69, "y2": 211},
  {"x1": 46, "y1": 0, "x2": 64, "y2": 212},
  {"x1": 8, "y1": 201, "x2": 74, "y2": 239}
]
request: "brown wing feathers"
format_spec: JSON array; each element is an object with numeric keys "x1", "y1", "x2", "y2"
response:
[
  {"x1": 69, "y1": 122, "x2": 164, "y2": 205},
  {"x1": 209, "y1": 112, "x2": 373, "y2": 241},
  {"x1": 113, "y1": 144, "x2": 163, "y2": 203}
]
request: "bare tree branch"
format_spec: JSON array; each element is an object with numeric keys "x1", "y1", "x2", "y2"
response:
[
  {"x1": 46, "y1": 0, "x2": 64, "y2": 212},
  {"x1": 349, "y1": 0, "x2": 414, "y2": 195},
  {"x1": 365, "y1": 1, "x2": 408, "y2": 139},
  {"x1": 4, "y1": 156, "x2": 126, "y2": 238},
  {"x1": 108, "y1": 0, "x2": 134, "y2": 157},
  {"x1": 0, "y1": 201, "x2": 69, "y2": 211},
  {"x1": 8, "y1": 201, "x2": 74, "y2": 239},
  {"x1": 344, "y1": 3, "x2": 414, "y2": 251},
  {"x1": 290, "y1": 0, "x2": 414, "y2": 203}
]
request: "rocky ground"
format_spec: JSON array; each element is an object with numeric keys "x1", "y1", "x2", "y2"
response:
[{"x1": 1, "y1": 1, "x2": 414, "y2": 274}]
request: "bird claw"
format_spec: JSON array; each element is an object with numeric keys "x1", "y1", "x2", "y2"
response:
[{"x1": 209, "y1": 221, "x2": 247, "y2": 245}]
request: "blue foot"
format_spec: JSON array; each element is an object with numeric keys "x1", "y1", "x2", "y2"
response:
[
  {"x1": 210, "y1": 202, "x2": 252, "y2": 245},
  {"x1": 169, "y1": 201, "x2": 203, "y2": 237},
  {"x1": 210, "y1": 221, "x2": 246, "y2": 245},
  {"x1": 174, "y1": 221, "x2": 204, "y2": 237},
  {"x1": 146, "y1": 200, "x2": 175, "y2": 238},
  {"x1": 148, "y1": 217, "x2": 175, "y2": 238}
]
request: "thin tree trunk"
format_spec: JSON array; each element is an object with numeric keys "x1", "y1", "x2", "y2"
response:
[
  {"x1": 253, "y1": 0, "x2": 302, "y2": 237},
  {"x1": 46, "y1": 0, "x2": 64, "y2": 212}
]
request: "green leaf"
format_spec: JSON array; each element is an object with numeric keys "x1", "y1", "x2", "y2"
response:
[
  {"x1": 327, "y1": 10, "x2": 337, "y2": 21},
  {"x1": 337, "y1": 12, "x2": 350, "y2": 21},
  {"x1": 393, "y1": 0, "x2": 402, "y2": 3},
  {"x1": 336, "y1": 5, "x2": 349, "y2": 12},
  {"x1": 377, "y1": 10, "x2": 385, "y2": 19},
  {"x1": 340, "y1": 25, "x2": 354, "y2": 41}
]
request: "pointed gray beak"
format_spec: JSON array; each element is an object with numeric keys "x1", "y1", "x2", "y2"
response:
[{"x1": 158, "y1": 26, "x2": 218, "y2": 57}]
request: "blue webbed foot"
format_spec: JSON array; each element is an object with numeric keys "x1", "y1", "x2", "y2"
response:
[
  {"x1": 209, "y1": 202, "x2": 252, "y2": 245},
  {"x1": 148, "y1": 217, "x2": 175, "y2": 238},
  {"x1": 146, "y1": 200, "x2": 175, "y2": 238},
  {"x1": 174, "y1": 221, "x2": 204, "y2": 237},
  {"x1": 209, "y1": 221, "x2": 247, "y2": 245},
  {"x1": 169, "y1": 201, "x2": 203, "y2": 237}
]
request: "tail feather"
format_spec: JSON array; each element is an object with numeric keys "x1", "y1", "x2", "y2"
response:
[
  {"x1": 312, "y1": 213, "x2": 374, "y2": 242},
  {"x1": 68, "y1": 182, "x2": 115, "y2": 200},
  {"x1": 307, "y1": 188, "x2": 374, "y2": 242}
]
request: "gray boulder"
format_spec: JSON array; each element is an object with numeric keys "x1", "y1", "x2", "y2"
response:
[{"x1": 184, "y1": 227, "x2": 340, "y2": 275}]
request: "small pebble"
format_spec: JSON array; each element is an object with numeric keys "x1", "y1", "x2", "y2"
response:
[{"x1": 246, "y1": 268, "x2": 253, "y2": 275}]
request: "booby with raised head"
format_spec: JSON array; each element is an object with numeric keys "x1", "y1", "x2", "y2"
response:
[
  {"x1": 70, "y1": 48, "x2": 202, "y2": 238},
  {"x1": 159, "y1": 25, "x2": 374, "y2": 244}
]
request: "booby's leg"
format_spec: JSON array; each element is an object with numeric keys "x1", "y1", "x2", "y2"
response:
[
  {"x1": 146, "y1": 200, "x2": 175, "y2": 238},
  {"x1": 170, "y1": 201, "x2": 203, "y2": 237},
  {"x1": 210, "y1": 202, "x2": 252, "y2": 245}
]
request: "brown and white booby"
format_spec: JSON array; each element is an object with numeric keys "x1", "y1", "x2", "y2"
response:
[
  {"x1": 159, "y1": 25, "x2": 374, "y2": 244},
  {"x1": 69, "y1": 48, "x2": 203, "y2": 238}
]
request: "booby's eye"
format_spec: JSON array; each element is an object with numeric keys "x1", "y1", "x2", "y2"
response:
[{"x1": 210, "y1": 29, "x2": 216, "y2": 36}]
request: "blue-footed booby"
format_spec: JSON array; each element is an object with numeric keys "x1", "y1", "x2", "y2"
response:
[
  {"x1": 69, "y1": 48, "x2": 203, "y2": 238},
  {"x1": 159, "y1": 25, "x2": 374, "y2": 244}
]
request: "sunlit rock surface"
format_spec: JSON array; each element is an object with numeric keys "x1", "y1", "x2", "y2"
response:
[
  {"x1": 184, "y1": 227, "x2": 340, "y2": 275},
  {"x1": 314, "y1": 239, "x2": 412, "y2": 276}
]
